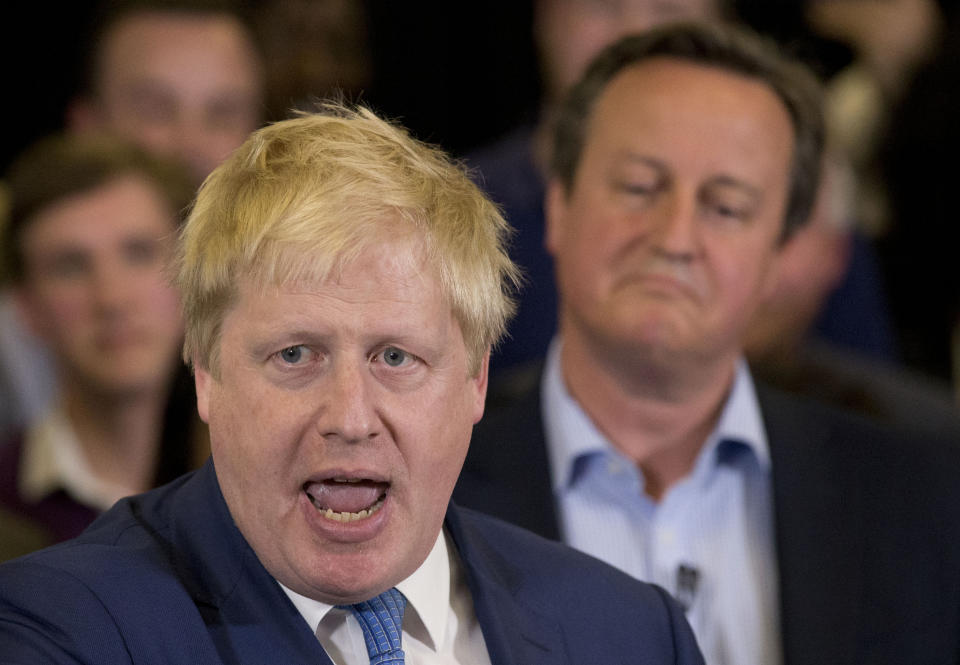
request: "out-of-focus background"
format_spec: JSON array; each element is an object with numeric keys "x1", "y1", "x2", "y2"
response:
[{"x1": 3, "y1": 0, "x2": 960, "y2": 397}]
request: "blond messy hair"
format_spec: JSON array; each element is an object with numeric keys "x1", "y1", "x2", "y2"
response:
[{"x1": 175, "y1": 104, "x2": 519, "y2": 376}]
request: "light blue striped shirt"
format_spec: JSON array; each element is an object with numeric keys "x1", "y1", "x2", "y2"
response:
[{"x1": 542, "y1": 340, "x2": 781, "y2": 665}]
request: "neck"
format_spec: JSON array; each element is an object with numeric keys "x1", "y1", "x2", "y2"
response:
[
  {"x1": 62, "y1": 380, "x2": 168, "y2": 495},
  {"x1": 559, "y1": 329, "x2": 737, "y2": 501}
]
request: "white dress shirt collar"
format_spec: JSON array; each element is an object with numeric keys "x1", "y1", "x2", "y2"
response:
[
  {"x1": 20, "y1": 403, "x2": 131, "y2": 511},
  {"x1": 543, "y1": 337, "x2": 771, "y2": 493},
  {"x1": 279, "y1": 528, "x2": 451, "y2": 651},
  {"x1": 541, "y1": 336, "x2": 781, "y2": 665}
]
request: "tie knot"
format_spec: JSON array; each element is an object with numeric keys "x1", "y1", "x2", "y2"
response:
[{"x1": 340, "y1": 588, "x2": 407, "y2": 664}]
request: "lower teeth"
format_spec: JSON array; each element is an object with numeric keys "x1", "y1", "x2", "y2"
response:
[{"x1": 313, "y1": 496, "x2": 385, "y2": 522}]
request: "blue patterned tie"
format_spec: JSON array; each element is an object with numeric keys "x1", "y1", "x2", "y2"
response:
[{"x1": 340, "y1": 588, "x2": 407, "y2": 664}]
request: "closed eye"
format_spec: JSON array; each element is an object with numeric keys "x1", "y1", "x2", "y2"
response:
[
  {"x1": 616, "y1": 181, "x2": 660, "y2": 197},
  {"x1": 701, "y1": 180, "x2": 759, "y2": 224},
  {"x1": 710, "y1": 202, "x2": 749, "y2": 220}
]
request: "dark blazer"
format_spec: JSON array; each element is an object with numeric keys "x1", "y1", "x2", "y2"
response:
[
  {"x1": 0, "y1": 460, "x2": 703, "y2": 665},
  {"x1": 454, "y1": 368, "x2": 960, "y2": 665}
]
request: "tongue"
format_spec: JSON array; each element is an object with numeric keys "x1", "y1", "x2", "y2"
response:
[{"x1": 304, "y1": 481, "x2": 386, "y2": 513}]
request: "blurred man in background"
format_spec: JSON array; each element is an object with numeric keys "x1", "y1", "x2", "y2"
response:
[
  {"x1": 0, "y1": 135, "x2": 200, "y2": 561},
  {"x1": 456, "y1": 23, "x2": 960, "y2": 664},
  {"x1": 469, "y1": 0, "x2": 726, "y2": 374},
  {"x1": 68, "y1": 0, "x2": 264, "y2": 185},
  {"x1": 0, "y1": 0, "x2": 265, "y2": 437},
  {"x1": 744, "y1": 149, "x2": 960, "y2": 428}
]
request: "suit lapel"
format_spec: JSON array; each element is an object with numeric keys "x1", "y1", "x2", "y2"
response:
[
  {"x1": 176, "y1": 462, "x2": 566, "y2": 664},
  {"x1": 760, "y1": 385, "x2": 865, "y2": 665},
  {"x1": 206, "y1": 554, "x2": 336, "y2": 664},
  {"x1": 168, "y1": 462, "x2": 335, "y2": 664},
  {"x1": 444, "y1": 504, "x2": 568, "y2": 665}
]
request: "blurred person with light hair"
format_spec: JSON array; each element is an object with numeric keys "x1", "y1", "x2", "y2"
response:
[{"x1": 744, "y1": 148, "x2": 960, "y2": 429}]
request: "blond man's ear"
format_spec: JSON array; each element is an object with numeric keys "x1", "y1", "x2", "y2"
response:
[
  {"x1": 471, "y1": 349, "x2": 490, "y2": 425},
  {"x1": 194, "y1": 363, "x2": 213, "y2": 424}
]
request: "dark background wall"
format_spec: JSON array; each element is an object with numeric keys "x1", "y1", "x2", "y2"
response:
[{"x1": 0, "y1": 1, "x2": 541, "y2": 173}]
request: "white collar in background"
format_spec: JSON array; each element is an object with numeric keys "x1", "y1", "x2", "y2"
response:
[{"x1": 20, "y1": 403, "x2": 132, "y2": 511}]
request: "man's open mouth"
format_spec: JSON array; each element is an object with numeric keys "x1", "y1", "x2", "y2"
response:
[{"x1": 303, "y1": 479, "x2": 388, "y2": 522}]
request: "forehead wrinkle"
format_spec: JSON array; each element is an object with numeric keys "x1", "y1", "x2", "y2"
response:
[
  {"x1": 611, "y1": 151, "x2": 666, "y2": 171},
  {"x1": 593, "y1": 65, "x2": 791, "y2": 199},
  {"x1": 238, "y1": 265, "x2": 450, "y2": 344},
  {"x1": 706, "y1": 175, "x2": 762, "y2": 198},
  {"x1": 283, "y1": 246, "x2": 437, "y2": 303}
]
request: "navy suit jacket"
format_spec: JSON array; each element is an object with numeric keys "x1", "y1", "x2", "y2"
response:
[
  {"x1": 0, "y1": 460, "x2": 703, "y2": 664},
  {"x1": 454, "y1": 368, "x2": 960, "y2": 665}
]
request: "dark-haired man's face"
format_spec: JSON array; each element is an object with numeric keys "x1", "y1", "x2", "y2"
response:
[
  {"x1": 547, "y1": 59, "x2": 793, "y2": 371},
  {"x1": 72, "y1": 12, "x2": 262, "y2": 184}
]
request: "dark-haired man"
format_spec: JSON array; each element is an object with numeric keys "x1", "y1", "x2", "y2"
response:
[{"x1": 456, "y1": 22, "x2": 960, "y2": 665}]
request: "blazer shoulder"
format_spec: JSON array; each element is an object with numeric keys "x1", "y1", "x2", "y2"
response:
[
  {"x1": 448, "y1": 504, "x2": 704, "y2": 664},
  {"x1": 761, "y1": 380, "x2": 960, "y2": 543},
  {"x1": 0, "y1": 471, "x2": 234, "y2": 663},
  {"x1": 759, "y1": 379, "x2": 960, "y2": 466},
  {"x1": 0, "y1": 554, "x2": 136, "y2": 663},
  {"x1": 451, "y1": 504, "x2": 654, "y2": 597},
  {"x1": 0, "y1": 538, "x2": 207, "y2": 663}
]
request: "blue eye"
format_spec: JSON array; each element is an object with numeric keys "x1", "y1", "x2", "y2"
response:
[
  {"x1": 382, "y1": 347, "x2": 408, "y2": 367},
  {"x1": 279, "y1": 346, "x2": 305, "y2": 364}
]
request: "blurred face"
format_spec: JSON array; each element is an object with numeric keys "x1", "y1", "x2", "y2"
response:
[
  {"x1": 547, "y1": 59, "x2": 793, "y2": 371},
  {"x1": 536, "y1": 0, "x2": 719, "y2": 101},
  {"x1": 195, "y1": 236, "x2": 488, "y2": 604},
  {"x1": 17, "y1": 175, "x2": 183, "y2": 398},
  {"x1": 78, "y1": 12, "x2": 262, "y2": 184},
  {"x1": 744, "y1": 161, "x2": 852, "y2": 360}
]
